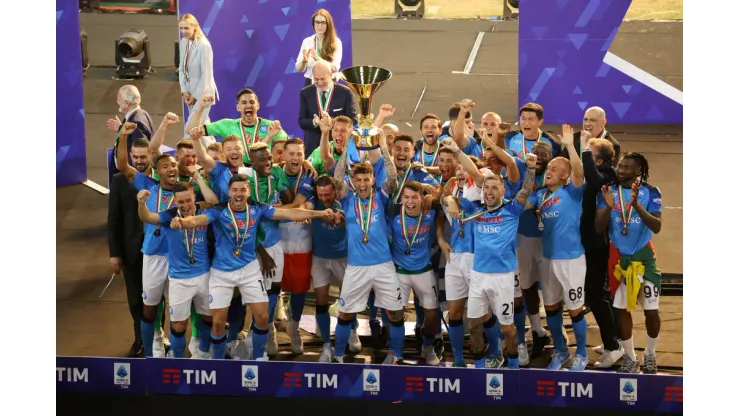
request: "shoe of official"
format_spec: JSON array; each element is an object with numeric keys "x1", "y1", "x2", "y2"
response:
[
  {"x1": 266, "y1": 323, "x2": 278, "y2": 356},
  {"x1": 424, "y1": 346, "x2": 441, "y2": 366},
  {"x1": 348, "y1": 329, "x2": 362, "y2": 354},
  {"x1": 433, "y1": 337, "x2": 445, "y2": 359},
  {"x1": 189, "y1": 337, "x2": 200, "y2": 357},
  {"x1": 594, "y1": 346, "x2": 625, "y2": 368},
  {"x1": 369, "y1": 320, "x2": 382, "y2": 350},
  {"x1": 484, "y1": 354, "x2": 505, "y2": 369},
  {"x1": 643, "y1": 352, "x2": 658, "y2": 374},
  {"x1": 617, "y1": 355, "x2": 641, "y2": 373},
  {"x1": 414, "y1": 327, "x2": 423, "y2": 354},
  {"x1": 547, "y1": 351, "x2": 573, "y2": 370},
  {"x1": 531, "y1": 331, "x2": 550, "y2": 358},
  {"x1": 569, "y1": 354, "x2": 588, "y2": 372},
  {"x1": 153, "y1": 332, "x2": 166, "y2": 358},
  {"x1": 319, "y1": 343, "x2": 334, "y2": 363},
  {"x1": 287, "y1": 320, "x2": 304, "y2": 354},
  {"x1": 331, "y1": 355, "x2": 345, "y2": 363},
  {"x1": 129, "y1": 341, "x2": 144, "y2": 358},
  {"x1": 452, "y1": 360, "x2": 467, "y2": 368},
  {"x1": 255, "y1": 352, "x2": 269, "y2": 362},
  {"x1": 518, "y1": 344, "x2": 530, "y2": 366},
  {"x1": 382, "y1": 353, "x2": 405, "y2": 365}
]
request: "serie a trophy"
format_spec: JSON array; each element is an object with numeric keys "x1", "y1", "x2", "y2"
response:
[{"x1": 339, "y1": 65, "x2": 393, "y2": 161}]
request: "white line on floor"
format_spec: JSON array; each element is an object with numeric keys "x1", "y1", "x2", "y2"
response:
[
  {"x1": 411, "y1": 84, "x2": 427, "y2": 118},
  {"x1": 462, "y1": 32, "x2": 485, "y2": 74},
  {"x1": 82, "y1": 179, "x2": 109, "y2": 195}
]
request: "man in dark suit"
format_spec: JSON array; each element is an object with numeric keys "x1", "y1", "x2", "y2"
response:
[
  {"x1": 298, "y1": 60, "x2": 357, "y2": 155},
  {"x1": 108, "y1": 137, "x2": 151, "y2": 357},
  {"x1": 107, "y1": 85, "x2": 155, "y2": 185}
]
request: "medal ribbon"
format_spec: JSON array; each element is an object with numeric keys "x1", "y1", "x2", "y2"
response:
[
  {"x1": 240, "y1": 117, "x2": 260, "y2": 152},
  {"x1": 181, "y1": 40, "x2": 193, "y2": 81},
  {"x1": 156, "y1": 187, "x2": 175, "y2": 212},
  {"x1": 316, "y1": 84, "x2": 334, "y2": 114},
  {"x1": 423, "y1": 143, "x2": 440, "y2": 167},
  {"x1": 521, "y1": 130, "x2": 541, "y2": 159},
  {"x1": 286, "y1": 165, "x2": 304, "y2": 196},
  {"x1": 536, "y1": 187, "x2": 559, "y2": 224},
  {"x1": 227, "y1": 202, "x2": 250, "y2": 252},
  {"x1": 617, "y1": 184, "x2": 634, "y2": 233},
  {"x1": 356, "y1": 191, "x2": 374, "y2": 241},
  {"x1": 401, "y1": 206, "x2": 424, "y2": 250},
  {"x1": 393, "y1": 164, "x2": 413, "y2": 203},
  {"x1": 179, "y1": 209, "x2": 197, "y2": 259},
  {"x1": 252, "y1": 169, "x2": 273, "y2": 203},
  {"x1": 315, "y1": 35, "x2": 321, "y2": 56},
  {"x1": 456, "y1": 207, "x2": 485, "y2": 237}
]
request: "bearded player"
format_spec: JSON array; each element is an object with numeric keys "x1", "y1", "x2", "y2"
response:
[
  {"x1": 413, "y1": 113, "x2": 445, "y2": 177},
  {"x1": 443, "y1": 149, "x2": 538, "y2": 369},
  {"x1": 116, "y1": 122, "x2": 217, "y2": 357},
  {"x1": 526, "y1": 125, "x2": 589, "y2": 371},
  {"x1": 137, "y1": 182, "x2": 216, "y2": 358},
  {"x1": 596, "y1": 153, "x2": 662, "y2": 374},
  {"x1": 331, "y1": 131, "x2": 407, "y2": 364},
  {"x1": 171, "y1": 174, "x2": 335, "y2": 360}
]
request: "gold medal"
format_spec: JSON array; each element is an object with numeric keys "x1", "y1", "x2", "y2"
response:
[
  {"x1": 357, "y1": 191, "x2": 374, "y2": 245},
  {"x1": 154, "y1": 227, "x2": 161, "y2": 236},
  {"x1": 189, "y1": 256, "x2": 196, "y2": 264},
  {"x1": 362, "y1": 236, "x2": 368, "y2": 244},
  {"x1": 233, "y1": 249, "x2": 241, "y2": 257},
  {"x1": 404, "y1": 249, "x2": 411, "y2": 255}
]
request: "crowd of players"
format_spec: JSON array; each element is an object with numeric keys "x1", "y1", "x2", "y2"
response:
[{"x1": 110, "y1": 82, "x2": 664, "y2": 374}]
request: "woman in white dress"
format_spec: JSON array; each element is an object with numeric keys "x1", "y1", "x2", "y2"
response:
[
  {"x1": 178, "y1": 13, "x2": 218, "y2": 145},
  {"x1": 295, "y1": 8, "x2": 343, "y2": 87}
]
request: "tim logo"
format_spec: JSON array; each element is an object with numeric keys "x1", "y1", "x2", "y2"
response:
[
  {"x1": 620, "y1": 378, "x2": 637, "y2": 403},
  {"x1": 57, "y1": 367, "x2": 88, "y2": 383},
  {"x1": 558, "y1": 382, "x2": 593, "y2": 398},
  {"x1": 405, "y1": 224, "x2": 431, "y2": 235},
  {"x1": 540, "y1": 196, "x2": 561, "y2": 211},
  {"x1": 536, "y1": 380, "x2": 556, "y2": 396},
  {"x1": 354, "y1": 200, "x2": 378, "y2": 216},
  {"x1": 242, "y1": 365, "x2": 258, "y2": 390},
  {"x1": 363, "y1": 369, "x2": 380, "y2": 395},
  {"x1": 162, "y1": 368, "x2": 216, "y2": 385},
  {"x1": 476, "y1": 214, "x2": 503, "y2": 223},
  {"x1": 236, "y1": 218, "x2": 257, "y2": 229},
  {"x1": 283, "y1": 372, "x2": 337, "y2": 389},
  {"x1": 113, "y1": 363, "x2": 131, "y2": 387},
  {"x1": 405, "y1": 377, "x2": 460, "y2": 393},
  {"x1": 486, "y1": 373, "x2": 503, "y2": 399},
  {"x1": 664, "y1": 386, "x2": 682, "y2": 402}
]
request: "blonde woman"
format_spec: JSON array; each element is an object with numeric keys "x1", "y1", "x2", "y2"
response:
[
  {"x1": 179, "y1": 13, "x2": 218, "y2": 146},
  {"x1": 295, "y1": 9, "x2": 343, "y2": 87}
]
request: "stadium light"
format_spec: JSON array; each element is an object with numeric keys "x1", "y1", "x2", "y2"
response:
[
  {"x1": 395, "y1": 0, "x2": 425, "y2": 19},
  {"x1": 114, "y1": 28, "x2": 152, "y2": 79},
  {"x1": 504, "y1": 0, "x2": 520, "y2": 20}
]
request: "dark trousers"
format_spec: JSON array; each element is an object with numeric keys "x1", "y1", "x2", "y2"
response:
[
  {"x1": 584, "y1": 245, "x2": 620, "y2": 351},
  {"x1": 122, "y1": 255, "x2": 144, "y2": 342}
]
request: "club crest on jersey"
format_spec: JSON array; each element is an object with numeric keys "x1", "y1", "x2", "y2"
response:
[{"x1": 259, "y1": 125, "x2": 268, "y2": 134}]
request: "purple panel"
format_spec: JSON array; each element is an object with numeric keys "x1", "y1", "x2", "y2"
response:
[
  {"x1": 56, "y1": 0, "x2": 88, "y2": 186},
  {"x1": 177, "y1": 0, "x2": 353, "y2": 137},
  {"x1": 518, "y1": 0, "x2": 682, "y2": 124}
]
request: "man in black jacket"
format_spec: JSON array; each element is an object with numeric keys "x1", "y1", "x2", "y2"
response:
[
  {"x1": 576, "y1": 132, "x2": 625, "y2": 368},
  {"x1": 106, "y1": 85, "x2": 155, "y2": 186},
  {"x1": 108, "y1": 137, "x2": 152, "y2": 357}
]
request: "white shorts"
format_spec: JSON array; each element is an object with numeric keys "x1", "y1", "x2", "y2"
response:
[
  {"x1": 516, "y1": 235, "x2": 545, "y2": 291},
  {"x1": 338, "y1": 261, "x2": 403, "y2": 314},
  {"x1": 542, "y1": 255, "x2": 587, "y2": 310},
  {"x1": 258, "y1": 241, "x2": 284, "y2": 285},
  {"x1": 613, "y1": 279, "x2": 660, "y2": 311},
  {"x1": 397, "y1": 270, "x2": 440, "y2": 310},
  {"x1": 444, "y1": 252, "x2": 474, "y2": 301},
  {"x1": 467, "y1": 270, "x2": 517, "y2": 325},
  {"x1": 142, "y1": 254, "x2": 169, "y2": 307},
  {"x1": 168, "y1": 273, "x2": 211, "y2": 321},
  {"x1": 209, "y1": 261, "x2": 269, "y2": 309},
  {"x1": 311, "y1": 256, "x2": 347, "y2": 289}
]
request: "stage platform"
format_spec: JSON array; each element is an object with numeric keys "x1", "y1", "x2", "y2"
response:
[{"x1": 57, "y1": 11, "x2": 683, "y2": 395}]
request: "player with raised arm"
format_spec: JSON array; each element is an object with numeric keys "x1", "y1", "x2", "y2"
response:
[
  {"x1": 526, "y1": 125, "x2": 589, "y2": 371},
  {"x1": 442, "y1": 149, "x2": 538, "y2": 369},
  {"x1": 170, "y1": 174, "x2": 335, "y2": 360},
  {"x1": 330, "y1": 132, "x2": 407, "y2": 364},
  {"x1": 388, "y1": 181, "x2": 443, "y2": 365},
  {"x1": 595, "y1": 153, "x2": 663, "y2": 374},
  {"x1": 137, "y1": 181, "x2": 217, "y2": 358}
]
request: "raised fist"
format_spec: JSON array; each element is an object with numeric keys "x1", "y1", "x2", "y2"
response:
[
  {"x1": 525, "y1": 153, "x2": 537, "y2": 168},
  {"x1": 162, "y1": 112, "x2": 179, "y2": 126},
  {"x1": 137, "y1": 189, "x2": 151, "y2": 204},
  {"x1": 201, "y1": 94, "x2": 215, "y2": 107},
  {"x1": 189, "y1": 126, "x2": 204, "y2": 140},
  {"x1": 121, "y1": 122, "x2": 137, "y2": 135},
  {"x1": 378, "y1": 104, "x2": 396, "y2": 119}
]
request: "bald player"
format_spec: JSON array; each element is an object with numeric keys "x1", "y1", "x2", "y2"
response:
[{"x1": 576, "y1": 107, "x2": 620, "y2": 166}]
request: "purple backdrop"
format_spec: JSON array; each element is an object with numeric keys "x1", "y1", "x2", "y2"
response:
[
  {"x1": 56, "y1": 0, "x2": 88, "y2": 186},
  {"x1": 518, "y1": 0, "x2": 683, "y2": 124},
  {"x1": 177, "y1": 0, "x2": 353, "y2": 137}
]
